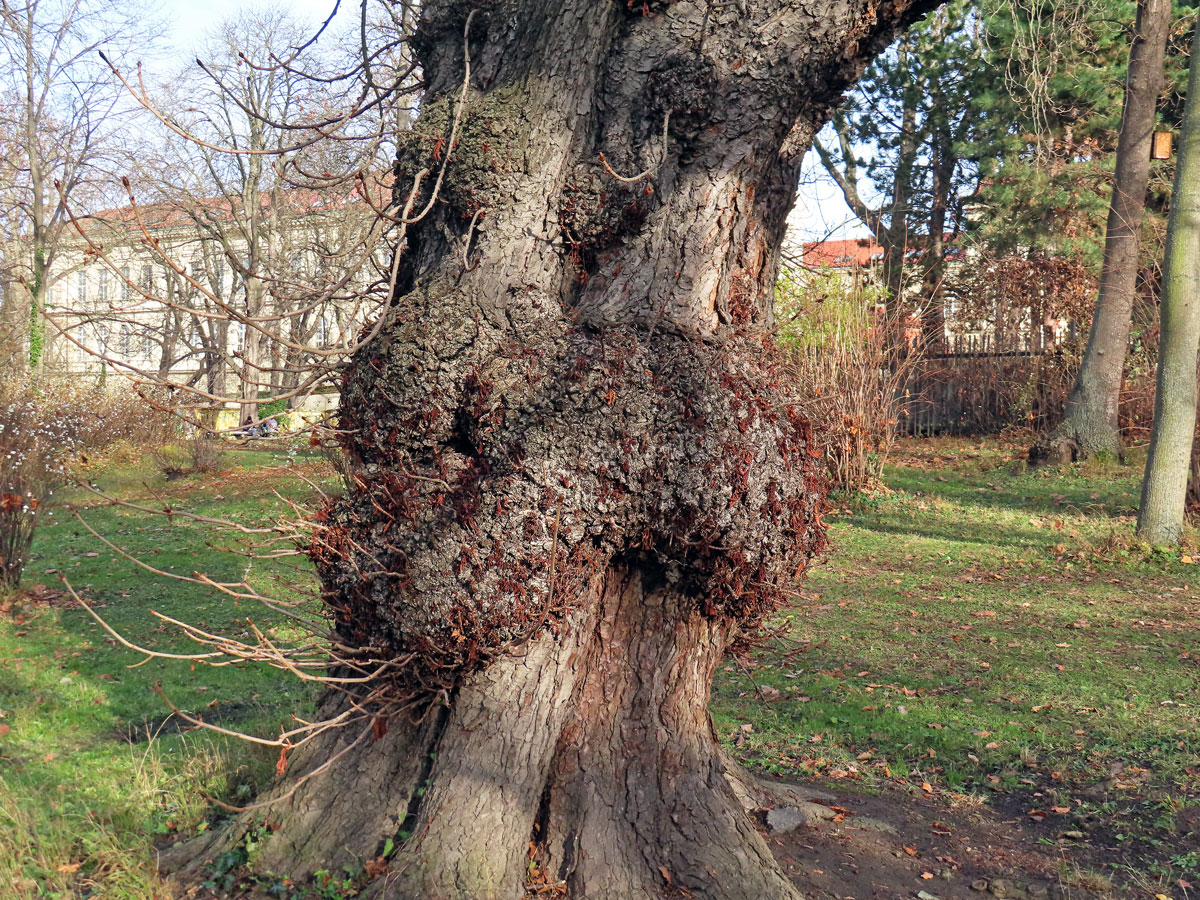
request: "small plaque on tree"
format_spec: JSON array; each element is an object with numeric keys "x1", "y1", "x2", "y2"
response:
[{"x1": 1152, "y1": 131, "x2": 1173, "y2": 159}]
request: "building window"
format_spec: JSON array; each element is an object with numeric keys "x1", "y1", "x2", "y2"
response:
[
  {"x1": 98, "y1": 269, "x2": 109, "y2": 303},
  {"x1": 77, "y1": 270, "x2": 87, "y2": 305},
  {"x1": 119, "y1": 325, "x2": 131, "y2": 356},
  {"x1": 121, "y1": 266, "x2": 131, "y2": 302},
  {"x1": 140, "y1": 264, "x2": 152, "y2": 294}
]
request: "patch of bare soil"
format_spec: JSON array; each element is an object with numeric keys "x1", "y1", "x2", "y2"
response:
[{"x1": 763, "y1": 776, "x2": 1160, "y2": 900}]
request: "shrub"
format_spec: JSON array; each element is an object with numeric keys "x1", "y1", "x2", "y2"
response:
[
  {"x1": 776, "y1": 268, "x2": 915, "y2": 493},
  {"x1": 152, "y1": 434, "x2": 224, "y2": 480},
  {"x1": 908, "y1": 253, "x2": 1096, "y2": 435},
  {"x1": 0, "y1": 377, "x2": 169, "y2": 587}
]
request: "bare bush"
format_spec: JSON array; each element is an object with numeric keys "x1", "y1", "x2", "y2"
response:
[
  {"x1": 777, "y1": 269, "x2": 917, "y2": 492},
  {"x1": 152, "y1": 434, "x2": 224, "y2": 481},
  {"x1": 0, "y1": 377, "x2": 168, "y2": 587}
]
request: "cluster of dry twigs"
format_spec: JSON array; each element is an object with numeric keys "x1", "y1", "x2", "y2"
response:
[{"x1": 776, "y1": 269, "x2": 919, "y2": 492}]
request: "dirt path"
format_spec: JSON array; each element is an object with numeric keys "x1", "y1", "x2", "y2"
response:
[{"x1": 765, "y1": 776, "x2": 1187, "y2": 900}]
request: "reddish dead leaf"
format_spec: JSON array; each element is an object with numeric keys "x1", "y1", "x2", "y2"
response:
[
  {"x1": 0, "y1": 724, "x2": 9, "y2": 737},
  {"x1": 657, "y1": 866, "x2": 672, "y2": 886},
  {"x1": 921, "y1": 872, "x2": 934, "y2": 880},
  {"x1": 364, "y1": 856, "x2": 388, "y2": 879},
  {"x1": 275, "y1": 744, "x2": 289, "y2": 777},
  {"x1": 903, "y1": 845, "x2": 919, "y2": 856}
]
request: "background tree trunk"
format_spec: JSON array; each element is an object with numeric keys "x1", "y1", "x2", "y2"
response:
[
  {"x1": 164, "y1": 1, "x2": 941, "y2": 897},
  {"x1": 1138, "y1": 12, "x2": 1200, "y2": 546},
  {"x1": 1033, "y1": 0, "x2": 1171, "y2": 464}
]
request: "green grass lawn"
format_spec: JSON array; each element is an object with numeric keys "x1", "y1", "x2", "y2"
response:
[
  {"x1": 3, "y1": 436, "x2": 1199, "y2": 897},
  {"x1": 712, "y1": 437, "x2": 1200, "y2": 887},
  {"x1": 0, "y1": 445, "x2": 328, "y2": 899}
]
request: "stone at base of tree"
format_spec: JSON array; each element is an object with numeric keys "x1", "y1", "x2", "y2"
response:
[{"x1": 765, "y1": 802, "x2": 837, "y2": 834}]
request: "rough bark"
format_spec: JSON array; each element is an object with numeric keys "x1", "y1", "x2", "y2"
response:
[
  {"x1": 1033, "y1": 0, "x2": 1171, "y2": 465},
  {"x1": 163, "y1": 1, "x2": 941, "y2": 897},
  {"x1": 1138, "y1": 12, "x2": 1200, "y2": 546}
]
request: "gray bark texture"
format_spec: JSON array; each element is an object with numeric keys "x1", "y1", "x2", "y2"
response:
[
  {"x1": 162, "y1": 1, "x2": 941, "y2": 897},
  {"x1": 1032, "y1": 0, "x2": 1171, "y2": 465},
  {"x1": 1137, "y1": 11, "x2": 1200, "y2": 546}
]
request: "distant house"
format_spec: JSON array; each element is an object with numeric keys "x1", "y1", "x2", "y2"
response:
[
  {"x1": 4, "y1": 185, "x2": 386, "y2": 423},
  {"x1": 796, "y1": 234, "x2": 1068, "y2": 350},
  {"x1": 800, "y1": 237, "x2": 886, "y2": 269}
]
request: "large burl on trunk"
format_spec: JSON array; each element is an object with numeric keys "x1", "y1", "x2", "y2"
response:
[{"x1": 167, "y1": 2, "x2": 939, "y2": 897}]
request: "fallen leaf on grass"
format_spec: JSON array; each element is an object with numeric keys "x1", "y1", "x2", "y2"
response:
[
  {"x1": 921, "y1": 871, "x2": 934, "y2": 880},
  {"x1": 57, "y1": 862, "x2": 80, "y2": 874},
  {"x1": 903, "y1": 845, "x2": 919, "y2": 856}
]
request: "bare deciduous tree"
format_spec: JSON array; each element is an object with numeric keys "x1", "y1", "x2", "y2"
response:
[{"x1": 0, "y1": 0, "x2": 158, "y2": 369}]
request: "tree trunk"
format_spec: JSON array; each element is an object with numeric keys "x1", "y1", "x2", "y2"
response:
[
  {"x1": 163, "y1": 1, "x2": 940, "y2": 897},
  {"x1": 919, "y1": 94, "x2": 955, "y2": 353},
  {"x1": 1033, "y1": 0, "x2": 1171, "y2": 464},
  {"x1": 1138, "y1": 12, "x2": 1200, "y2": 546}
]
